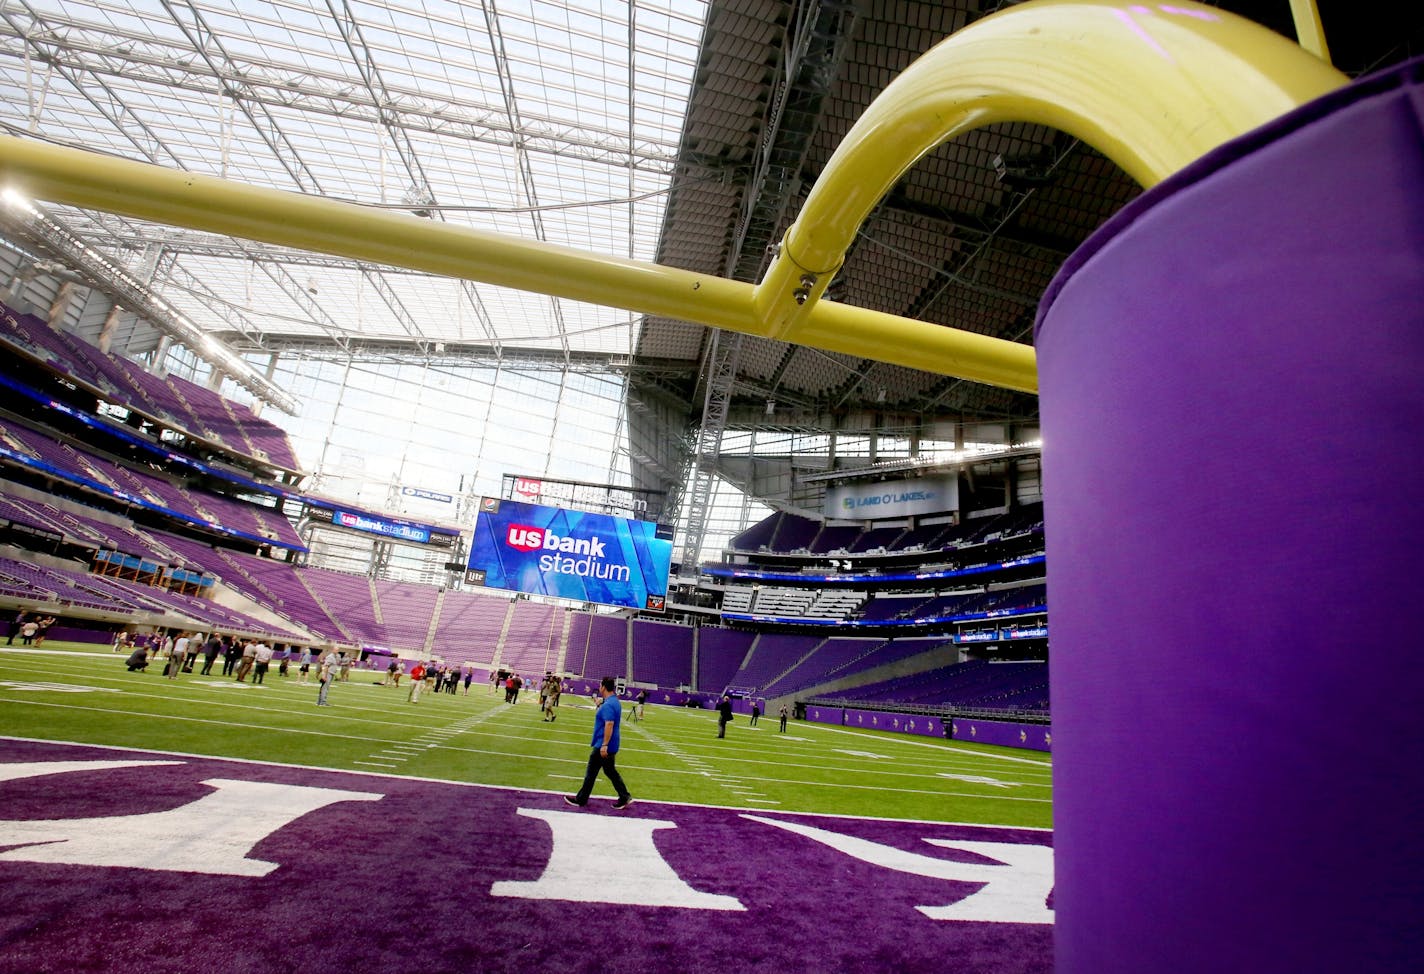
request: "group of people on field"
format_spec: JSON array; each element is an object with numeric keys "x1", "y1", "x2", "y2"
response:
[
  {"x1": 106, "y1": 628, "x2": 803, "y2": 740},
  {"x1": 112, "y1": 627, "x2": 321, "y2": 689},
  {"x1": 6, "y1": 608, "x2": 56, "y2": 646},
  {"x1": 402, "y1": 659, "x2": 475, "y2": 703},
  {"x1": 717, "y1": 695, "x2": 790, "y2": 736},
  {"x1": 500, "y1": 671, "x2": 524, "y2": 704}
]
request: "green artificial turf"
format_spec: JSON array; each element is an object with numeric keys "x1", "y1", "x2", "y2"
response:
[{"x1": 0, "y1": 643, "x2": 1053, "y2": 829}]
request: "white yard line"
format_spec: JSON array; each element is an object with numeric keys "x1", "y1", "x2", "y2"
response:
[{"x1": 1, "y1": 733, "x2": 1051, "y2": 831}]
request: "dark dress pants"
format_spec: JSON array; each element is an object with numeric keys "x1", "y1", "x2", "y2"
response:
[{"x1": 573, "y1": 748, "x2": 629, "y2": 803}]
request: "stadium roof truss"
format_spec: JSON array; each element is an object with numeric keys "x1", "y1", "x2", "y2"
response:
[{"x1": 0, "y1": 0, "x2": 705, "y2": 359}]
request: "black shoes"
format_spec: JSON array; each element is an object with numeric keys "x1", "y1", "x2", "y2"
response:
[{"x1": 564, "y1": 795, "x2": 630, "y2": 809}]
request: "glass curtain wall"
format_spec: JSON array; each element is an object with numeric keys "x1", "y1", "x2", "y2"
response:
[
  {"x1": 163, "y1": 347, "x2": 653, "y2": 578},
  {"x1": 163, "y1": 347, "x2": 1036, "y2": 579}
]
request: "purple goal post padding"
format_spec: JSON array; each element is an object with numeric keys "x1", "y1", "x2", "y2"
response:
[{"x1": 1035, "y1": 57, "x2": 1424, "y2": 973}]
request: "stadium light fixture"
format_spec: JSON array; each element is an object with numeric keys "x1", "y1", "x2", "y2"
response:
[{"x1": 1, "y1": 188, "x2": 36, "y2": 215}]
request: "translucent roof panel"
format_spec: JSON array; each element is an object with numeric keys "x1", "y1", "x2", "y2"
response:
[{"x1": 0, "y1": 0, "x2": 710, "y2": 359}]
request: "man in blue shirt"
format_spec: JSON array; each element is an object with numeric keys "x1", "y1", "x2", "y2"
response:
[{"x1": 565, "y1": 676, "x2": 633, "y2": 809}]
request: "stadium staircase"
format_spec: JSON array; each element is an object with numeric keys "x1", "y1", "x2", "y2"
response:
[
  {"x1": 762, "y1": 641, "x2": 824, "y2": 693},
  {"x1": 207, "y1": 554, "x2": 324, "y2": 640},
  {"x1": 105, "y1": 356, "x2": 168, "y2": 419},
  {"x1": 0, "y1": 425, "x2": 29, "y2": 457},
  {"x1": 423, "y1": 588, "x2": 446, "y2": 656},
  {"x1": 172, "y1": 484, "x2": 222, "y2": 526},
  {"x1": 109, "y1": 465, "x2": 167, "y2": 508},
  {"x1": 726, "y1": 634, "x2": 824, "y2": 696},
  {"x1": 368, "y1": 577, "x2": 384, "y2": 626},
  {"x1": 295, "y1": 573, "x2": 355, "y2": 643},
  {"x1": 160, "y1": 374, "x2": 199, "y2": 425},
  {"x1": 215, "y1": 550, "x2": 279, "y2": 605},
  {"x1": 218, "y1": 398, "x2": 262, "y2": 457},
  {"x1": 58, "y1": 443, "x2": 120, "y2": 491},
  {"x1": 775, "y1": 643, "x2": 963, "y2": 710},
  {"x1": 554, "y1": 609, "x2": 572, "y2": 675},
  {"x1": 488, "y1": 600, "x2": 516, "y2": 670}
]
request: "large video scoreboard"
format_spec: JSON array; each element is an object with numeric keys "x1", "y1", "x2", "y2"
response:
[{"x1": 466, "y1": 497, "x2": 674, "y2": 611}]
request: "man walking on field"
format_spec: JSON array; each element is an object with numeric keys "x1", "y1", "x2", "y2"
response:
[{"x1": 565, "y1": 676, "x2": 633, "y2": 809}]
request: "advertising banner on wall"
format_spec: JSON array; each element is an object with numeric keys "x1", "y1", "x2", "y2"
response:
[
  {"x1": 466, "y1": 497, "x2": 674, "y2": 611},
  {"x1": 512, "y1": 477, "x2": 543, "y2": 503},
  {"x1": 305, "y1": 503, "x2": 457, "y2": 548},
  {"x1": 825, "y1": 473, "x2": 958, "y2": 520},
  {"x1": 504, "y1": 473, "x2": 665, "y2": 521},
  {"x1": 401, "y1": 486, "x2": 453, "y2": 504}
]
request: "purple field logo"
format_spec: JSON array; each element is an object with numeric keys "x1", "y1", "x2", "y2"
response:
[{"x1": 0, "y1": 741, "x2": 1052, "y2": 973}]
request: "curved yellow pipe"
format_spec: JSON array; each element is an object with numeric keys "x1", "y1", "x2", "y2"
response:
[
  {"x1": 0, "y1": 137, "x2": 757, "y2": 336},
  {"x1": 757, "y1": 0, "x2": 1348, "y2": 341},
  {"x1": 0, "y1": 1, "x2": 1348, "y2": 397},
  {"x1": 0, "y1": 136, "x2": 1041, "y2": 392}
]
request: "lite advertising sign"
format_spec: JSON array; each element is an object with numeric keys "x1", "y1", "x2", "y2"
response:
[{"x1": 825, "y1": 473, "x2": 958, "y2": 520}]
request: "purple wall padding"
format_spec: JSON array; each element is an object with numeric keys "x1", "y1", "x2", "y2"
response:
[
  {"x1": 729, "y1": 697, "x2": 763, "y2": 717},
  {"x1": 843, "y1": 708, "x2": 945, "y2": 738},
  {"x1": 802, "y1": 706, "x2": 946, "y2": 740},
  {"x1": 1036, "y1": 58, "x2": 1424, "y2": 973},
  {"x1": 635, "y1": 687, "x2": 701, "y2": 708},
  {"x1": 557, "y1": 677, "x2": 599, "y2": 698},
  {"x1": 554, "y1": 680, "x2": 707, "y2": 709},
  {"x1": 45, "y1": 625, "x2": 112, "y2": 644},
  {"x1": 948, "y1": 718, "x2": 1050, "y2": 752}
]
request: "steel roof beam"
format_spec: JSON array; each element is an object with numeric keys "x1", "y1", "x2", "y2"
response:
[{"x1": 0, "y1": 10, "x2": 682, "y2": 173}]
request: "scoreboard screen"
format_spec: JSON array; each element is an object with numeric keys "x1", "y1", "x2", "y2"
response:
[{"x1": 467, "y1": 497, "x2": 673, "y2": 611}]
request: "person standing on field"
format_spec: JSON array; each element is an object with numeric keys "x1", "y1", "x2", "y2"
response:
[
  {"x1": 221, "y1": 635, "x2": 241, "y2": 676},
  {"x1": 7, "y1": 608, "x2": 29, "y2": 646},
  {"x1": 167, "y1": 631, "x2": 190, "y2": 679},
  {"x1": 33, "y1": 615, "x2": 55, "y2": 646},
  {"x1": 200, "y1": 633, "x2": 222, "y2": 675},
  {"x1": 234, "y1": 639, "x2": 257, "y2": 682},
  {"x1": 252, "y1": 641, "x2": 273, "y2": 684},
  {"x1": 316, "y1": 650, "x2": 340, "y2": 706},
  {"x1": 543, "y1": 674, "x2": 563, "y2": 722}
]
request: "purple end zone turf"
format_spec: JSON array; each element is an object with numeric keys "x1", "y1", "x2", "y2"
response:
[
  {"x1": 1036, "y1": 57, "x2": 1424, "y2": 973},
  {"x1": 0, "y1": 740, "x2": 1051, "y2": 974}
]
